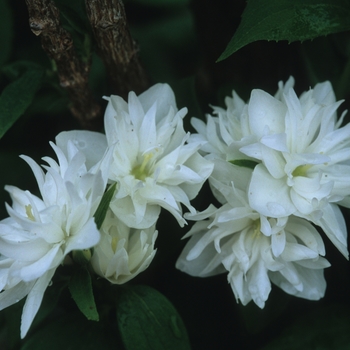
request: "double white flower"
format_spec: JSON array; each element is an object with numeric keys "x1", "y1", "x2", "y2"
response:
[
  {"x1": 242, "y1": 78, "x2": 350, "y2": 257},
  {"x1": 177, "y1": 160, "x2": 329, "y2": 307},
  {"x1": 0, "y1": 137, "x2": 106, "y2": 338},
  {"x1": 0, "y1": 83, "x2": 214, "y2": 338},
  {"x1": 178, "y1": 77, "x2": 350, "y2": 307},
  {"x1": 190, "y1": 77, "x2": 350, "y2": 257},
  {"x1": 91, "y1": 209, "x2": 158, "y2": 284},
  {"x1": 54, "y1": 83, "x2": 213, "y2": 285},
  {"x1": 104, "y1": 83, "x2": 213, "y2": 229}
]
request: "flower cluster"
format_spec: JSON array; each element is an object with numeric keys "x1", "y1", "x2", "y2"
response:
[
  {"x1": 176, "y1": 77, "x2": 350, "y2": 308},
  {"x1": 0, "y1": 83, "x2": 212, "y2": 337},
  {"x1": 0, "y1": 78, "x2": 349, "y2": 337}
]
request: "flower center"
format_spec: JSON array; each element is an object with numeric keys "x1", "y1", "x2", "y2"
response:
[
  {"x1": 25, "y1": 204, "x2": 35, "y2": 221},
  {"x1": 131, "y1": 147, "x2": 161, "y2": 181},
  {"x1": 111, "y1": 236, "x2": 118, "y2": 253},
  {"x1": 252, "y1": 219, "x2": 261, "y2": 239},
  {"x1": 292, "y1": 164, "x2": 312, "y2": 177},
  {"x1": 131, "y1": 153, "x2": 154, "y2": 181}
]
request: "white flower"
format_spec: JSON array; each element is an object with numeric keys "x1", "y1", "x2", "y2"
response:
[
  {"x1": 91, "y1": 209, "x2": 157, "y2": 284},
  {"x1": 103, "y1": 83, "x2": 213, "y2": 229},
  {"x1": 240, "y1": 78, "x2": 350, "y2": 257},
  {"x1": 191, "y1": 77, "x2": 350, "y2": 258},
  {"x1": 189, "y1": 89, "x2": 254, "y2": 162},
  {"x1": 55, "y1": 129, "x2": 108, "y2": 172},
  {"x1": 0, "y1": 137, "x2": 106, "y2": 338},
  {"x1": 176, "y1": 160, "x2": 330, "y2": 308}
]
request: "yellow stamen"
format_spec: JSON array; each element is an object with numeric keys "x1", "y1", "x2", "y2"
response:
[
  {"x1": 292, "y1": 164, "x2": 312, "y2": 177},
  {"x1": 25, "y1": 205, "x2": 35, "y2": 221},
  {"x1": 131, "y1": 153, "x2": 154, "y2": 181},
  {"x1": 111, "y1": 236, "x2": 118, "y2": 253},
  {"x1": 252, "y1": 219, "x2": 261, "y2": 239}
]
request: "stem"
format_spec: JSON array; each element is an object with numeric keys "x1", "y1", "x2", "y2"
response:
[
  {"x1": 85, "y1": 0, "x2": 150, "y2": 98},
  {"x1": 25, "y1": 0, "x2": 102, "y2": 130}
]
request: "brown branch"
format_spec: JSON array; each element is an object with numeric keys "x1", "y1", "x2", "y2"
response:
[
  {"x1": 25, "y1": 0, "x2": 102, "y2": 130},
  {"x1": 85, "y1": 0, "x2": 150, "y2": 98}
]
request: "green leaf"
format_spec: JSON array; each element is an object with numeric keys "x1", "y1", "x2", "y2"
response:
[
  {"x1": 229, "y1": 159, "x2": 259, "y2": 169},
  {"x1": 218, "y1": 0, "x2": 350, "y2": 61},
  {"x1": 68, "y1": 267, "x2": 99, "y2": 321},
  {"x1": 117, "y1": 285, "x2": 191, "y2": 350},
  {"x1": 2, "y1": 61, "x2": 45, "y2": 81},
  {"x1": 0, "y1": 0, "x2": 13, "y2": 68},
  {"x1": 262, "y1": 304, "x2": 350, "y2": 350},
  {"x1": 94, "y1": 183, "x2": 117, "y2": 230},
  {"x1": 21, "y1": 310, "x2": 114, "y2": 350},
  {"x1": 0, "y1": 67, "x2": 44, "y2": 139}
]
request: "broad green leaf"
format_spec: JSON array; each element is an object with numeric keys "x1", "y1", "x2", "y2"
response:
[
  {"x1": 0, "y1": 67, "x2": 44, "y2": 139},
  {"x1": 117, "y1": 285, "x2": 191, "y2": 350},
  {"x1": 94, "y1": 183, "x2": 117, "y2": 230},
  {"x1": 0, "y1": 0, "x2": 13, "y2": 68},
  {"x1": 68, "y1": 267, "x2": 99, "y2": 321},
  {"x1": 21, "y1": 311, "x2": 113, "y2": 350},
  {"x1": 218, "y1": 0, "x2": 350, "y2": 61},
  {"x1": 2, "y1": 61, "x2": 45, "y2": 81},
  {"x1": 229, "y1": 159, "x2": 259, "y2": 169}
]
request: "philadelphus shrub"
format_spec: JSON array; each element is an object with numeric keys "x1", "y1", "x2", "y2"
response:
[
  {"x1": 0, "y1": 83, "x2": 212, "y2": 338},
  {"x1": 177, "y1": 77, "x2": 350, "y2": 308},
  {"x1": 0, "y1": 79, "x2": 349, "y2": 338}
]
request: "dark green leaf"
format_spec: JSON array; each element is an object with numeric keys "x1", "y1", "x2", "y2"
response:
[
  {"x1": 68, "y1": 267, "x2": 99, "y2": 321},
  {"x1": 94, "y1": 183, "x2": 117, "y2": 230},
  {"x1": 21, "y1": 310, "x2": 113, "y2": 350},
  {"x1": 0, "y1": 0, "x2": 13, "y2": 68},
  {"x1": 218, "y1": 0, "x2": 350, "y2": 61},
  {"x1": 229, "y1": 159, "x2": 259, "y2": 169},
  {"x1": 2, "y1": 61, "x2": 45, "y2": 81},
  {"x1": 117, "y1": 285, "x2": 191, "y2": 350},
  {"x1": 72, "y1": 249, "x2": 92, "y2": 266},
  {"x1": 0, "y1": 67, "x2": 44, "y2": 139}
]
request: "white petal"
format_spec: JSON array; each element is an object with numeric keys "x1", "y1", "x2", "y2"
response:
[
  {"x1": 65, "y1": 218, "x2": 100, "y2": 254},
  {"x1": 248, "y1": 89, "x2": 286, "y2": 137},
  {"x1": 176, "y1": 234, "x2": 226, "y2": 277},
  {"x1": 313, "y1": 203, "x2": 348, "y2": 259},
  {"x1": 0, "y1": 281, "x2": 35, "y2": 312},
  {"x1": 248, "y1": 164, "x2": 295, "y2": 217},
  {"x1": 248, "y1": 259, "x2": 271, "y2": 308},
  {"x1": 281, "y1": 242, "x2": 318, "y2": 261},
  {"x1": 21, "y1": 269, "x2": 55, "y2": 338},
  {"x1": 271, "y1": 229, "x2": 286, "y2": 257},
  {"x1": 138, "y1": 83, "x2": 177, "y2": 122}
]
